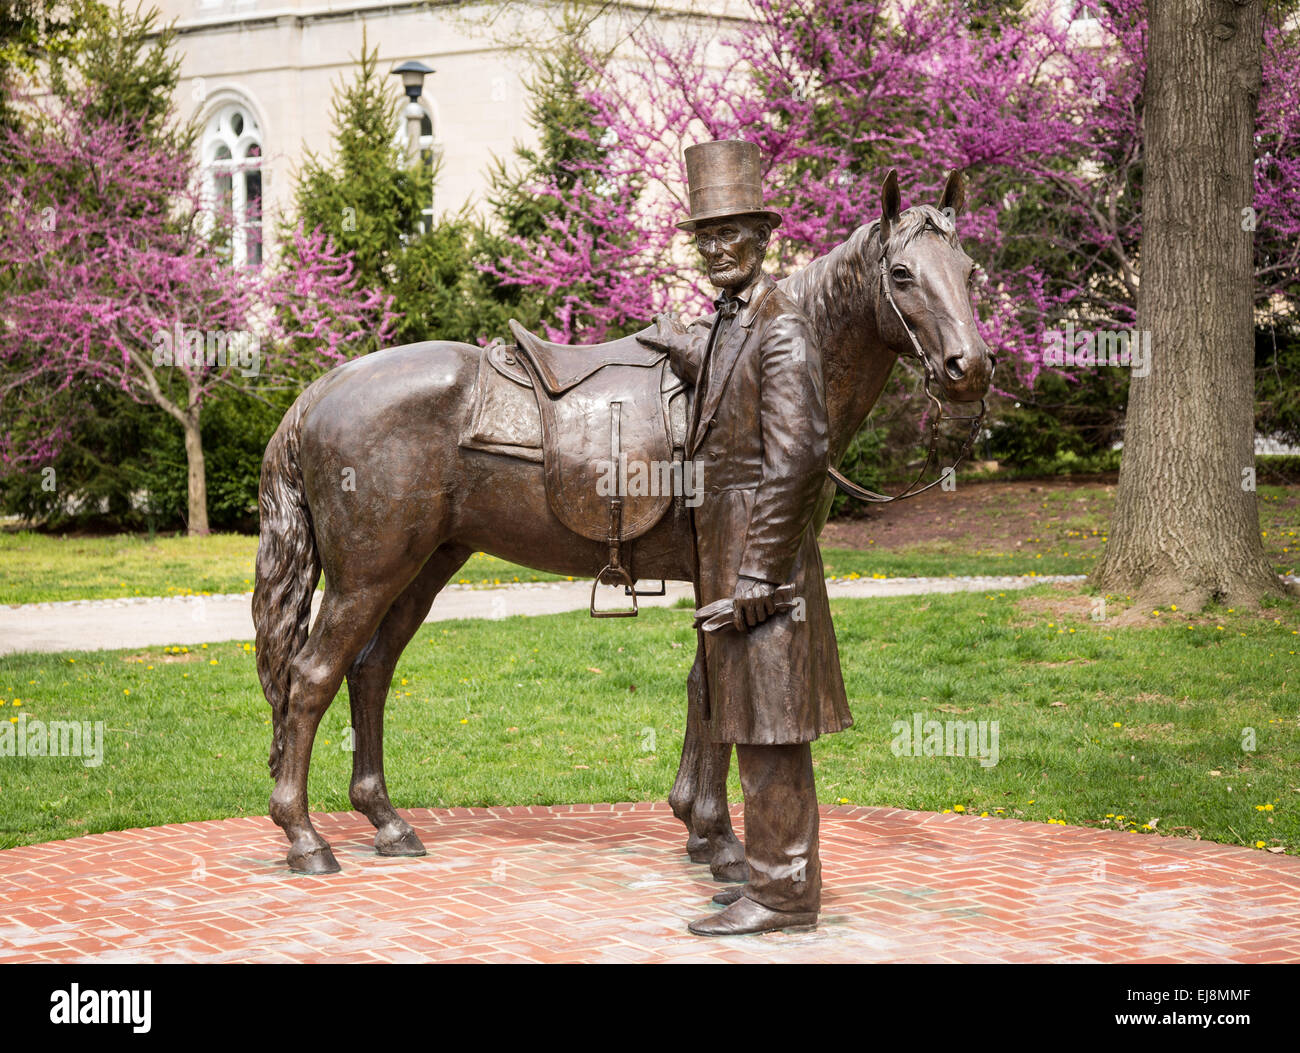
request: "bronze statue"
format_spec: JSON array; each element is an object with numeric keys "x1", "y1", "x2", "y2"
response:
[
  {"x1": 632, "y1": 139, "x2": 851, "y2": 935},
  {"x1": 251, "y1": 146, "x2": 993, "y2": 931}
]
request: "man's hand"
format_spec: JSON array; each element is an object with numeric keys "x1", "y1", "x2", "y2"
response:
[
  {"x1": 635, "y1": 312, "x2": 692, "y2": 355},
  {"x1": 733, "y1": 576, "x2": 777, "y2": 631}
]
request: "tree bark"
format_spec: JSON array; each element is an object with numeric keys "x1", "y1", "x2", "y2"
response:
[
  {"x1": 1092, "y1": 0, "x2": 1283, "y2": 611},
  {"x1": 182, "y1": 410, "x2": 209, "y2": 537}
]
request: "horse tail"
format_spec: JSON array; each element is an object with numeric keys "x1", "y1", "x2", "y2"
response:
[{"x1": 252, "y1": 390, "x2": 323, "y2": 780}]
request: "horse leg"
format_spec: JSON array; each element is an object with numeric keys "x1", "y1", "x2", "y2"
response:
[
  {"x1": 346, "y1": 543, "x2": 472, "y2": 856},
  {"x1": 697, "y1": 740, "x2": 747, "y2": 883},
  {"x1": 669, "y1": 645, "x2": 706, "y2": 860},
  {"x1": 672, "y1": 637, "x2": 747, "y2": 882},
  {"x1": 269, "y1": 587, "x2": 399, "y2": 874}
]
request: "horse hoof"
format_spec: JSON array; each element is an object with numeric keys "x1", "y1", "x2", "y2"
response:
[
  {"x1": 686, "y1": 835, "x2": 712, "y2": 864},
  {"x1": 376, "y1": 827, "x2": 427, "y2": 858},
  {"x1": 711, "y1": 859, "x2": 749, "y2": 883},
  {"x1": 288, "y1": 844, "x2": 341, "y2": 875}
]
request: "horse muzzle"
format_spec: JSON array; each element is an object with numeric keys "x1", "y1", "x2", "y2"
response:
[{"x1": 937, "y1": 343, "x2": 994, "y2": 401}]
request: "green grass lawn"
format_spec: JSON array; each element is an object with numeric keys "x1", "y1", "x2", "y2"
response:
[
  {"x1": 0, "y1": 530, "x2": 1088, "y2": 605},
  {"x1": 0, "y1": 533, "x2": 566, "y2": 604},
  {"x1": 4, "y1": 483, "x2": 1295, "y2": 603},
  {"x1": 2, "y1": 588, "x2": 1297, "y2": 855}
]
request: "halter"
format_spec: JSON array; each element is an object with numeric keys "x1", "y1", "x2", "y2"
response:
[{"x1": 827, "y1": 251, "x2": 988, "y2": 504}]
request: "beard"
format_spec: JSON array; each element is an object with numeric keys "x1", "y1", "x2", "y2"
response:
[{"x1": 706, "y1": 259, "x2": 748, "y2": 289}]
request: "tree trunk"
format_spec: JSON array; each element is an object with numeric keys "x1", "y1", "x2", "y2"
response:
[
  {"x1": 182, "y1": 411, "x2": 209, "y2": 536},
  {"x1": 1092, "y1": 0, "x2": 1282, "y2": 611}
]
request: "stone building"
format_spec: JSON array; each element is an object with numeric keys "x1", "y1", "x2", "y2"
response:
[{"x1": 154, "y1": 0, "x2": 744, "y2": 264}]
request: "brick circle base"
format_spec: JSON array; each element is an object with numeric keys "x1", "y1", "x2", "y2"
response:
[{"x1": 2, "y1": 803, "x2": 1298, "y2": 963}]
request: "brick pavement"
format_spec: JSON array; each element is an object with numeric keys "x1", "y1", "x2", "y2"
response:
[{"x1": 2, "y1": 803, "x2": 1298, "y2": 963}]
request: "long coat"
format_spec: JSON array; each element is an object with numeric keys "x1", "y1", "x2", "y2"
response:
[{"x1": 670, "y1": 273, "x2": 852, "y2": 745}]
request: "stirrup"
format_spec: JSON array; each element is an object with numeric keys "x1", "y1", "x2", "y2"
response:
[{"x1": 591, "y1": 563, "x2": 638, "y2": 618}]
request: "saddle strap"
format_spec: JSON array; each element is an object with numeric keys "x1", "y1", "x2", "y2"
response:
[{"x1": 591, "y1": 401, "x2": 638, "y2": 618}]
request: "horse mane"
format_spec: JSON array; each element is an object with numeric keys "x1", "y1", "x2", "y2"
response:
[{"x1": 780, "y1": 205, "x2": 958, "y2": 343}]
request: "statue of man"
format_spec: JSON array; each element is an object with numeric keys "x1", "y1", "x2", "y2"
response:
[{"x1": 639, "y1": 139, "x2": 853, "y2": 936}]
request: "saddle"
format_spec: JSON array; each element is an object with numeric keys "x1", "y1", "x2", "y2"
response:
[{"x1": 459, "y1": 321, "x2": 689, "y2": 616}]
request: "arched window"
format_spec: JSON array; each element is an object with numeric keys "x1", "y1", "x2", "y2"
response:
[{"x1": 203, "y1": 103, "x2": 264, "y2": 267}]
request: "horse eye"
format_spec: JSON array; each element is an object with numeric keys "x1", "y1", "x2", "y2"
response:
[{"x1": 891, "y1": 266, "x2": 911, "y2": 283}]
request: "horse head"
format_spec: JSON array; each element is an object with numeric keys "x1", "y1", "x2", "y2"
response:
[{"x1": 876, "y1": 169, "x2": 995, "y2": 403}]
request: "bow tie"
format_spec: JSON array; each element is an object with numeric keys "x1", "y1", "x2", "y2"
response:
[{"x1": 714, "y1": 296, "x2": 741, "y2": 321}]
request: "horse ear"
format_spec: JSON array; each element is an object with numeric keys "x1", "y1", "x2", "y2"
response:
[
  {"x1": 880, "y1": 169, "x2": 901, "y2": 245},
  {"x1": 939, "y1": 169, "x2": 966, "y2": 218}
]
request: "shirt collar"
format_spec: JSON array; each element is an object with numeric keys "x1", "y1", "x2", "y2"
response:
[{"x1": 716, "y1": 269, "x2": 766, "y2": 310}]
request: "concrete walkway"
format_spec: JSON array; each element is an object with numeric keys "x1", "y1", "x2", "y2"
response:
[{"x1": 0, "y1": 574, "x2": 1087, "y2": 655}]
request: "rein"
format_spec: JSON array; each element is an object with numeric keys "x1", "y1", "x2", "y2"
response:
[{"x1": 828, "y1": 253, "x2": 987, "y2": 504}]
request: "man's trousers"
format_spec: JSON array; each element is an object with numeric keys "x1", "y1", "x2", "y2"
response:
[{"x1": 735, "y1": 742, "x2": 821, "y2": 913}]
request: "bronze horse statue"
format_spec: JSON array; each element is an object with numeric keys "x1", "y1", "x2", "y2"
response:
[{"x1": 252, "y1": 170, "x2": 994, "y2": 875}]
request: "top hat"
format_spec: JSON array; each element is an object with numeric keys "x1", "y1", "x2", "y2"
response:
[{"x1": 677, "y1": 139, "x2": 783, "y2": 233}]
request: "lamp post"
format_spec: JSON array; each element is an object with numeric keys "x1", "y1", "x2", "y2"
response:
[
  {"x1": 392, "y1": 60, "x2": 436, "y2": 224},
  {"x1": 392, "y1": 60, "x2": 434, "y2": 167}
]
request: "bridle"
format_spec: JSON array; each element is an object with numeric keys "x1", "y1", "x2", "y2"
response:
[{"x1": 827, "y1": 248, "x2": 988, "y2": 504}]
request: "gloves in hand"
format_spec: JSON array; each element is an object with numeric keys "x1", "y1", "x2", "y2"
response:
[{"x1": 733, "y1": 576, "x2": 777, "y2": 631}]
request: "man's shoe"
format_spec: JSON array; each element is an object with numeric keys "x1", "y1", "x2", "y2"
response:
[
  {"x1": 712, "y1": 885, "x2": 745, "y2": 906},
  {"x1": 688, "y1": 896, "x2": 817, "y2": 936}
]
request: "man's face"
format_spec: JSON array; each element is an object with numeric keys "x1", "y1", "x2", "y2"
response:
[{"x1": 694, "y1": 215, "x2": 769, "y2": 292}]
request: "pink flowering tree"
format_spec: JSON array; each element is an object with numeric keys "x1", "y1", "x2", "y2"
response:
[
  {"x1": 0, "y1": 92, "x2": 397, "y2": 534},
  {"x1": 488, "y1": 0, "x2": 1300, "y2": 423}
]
